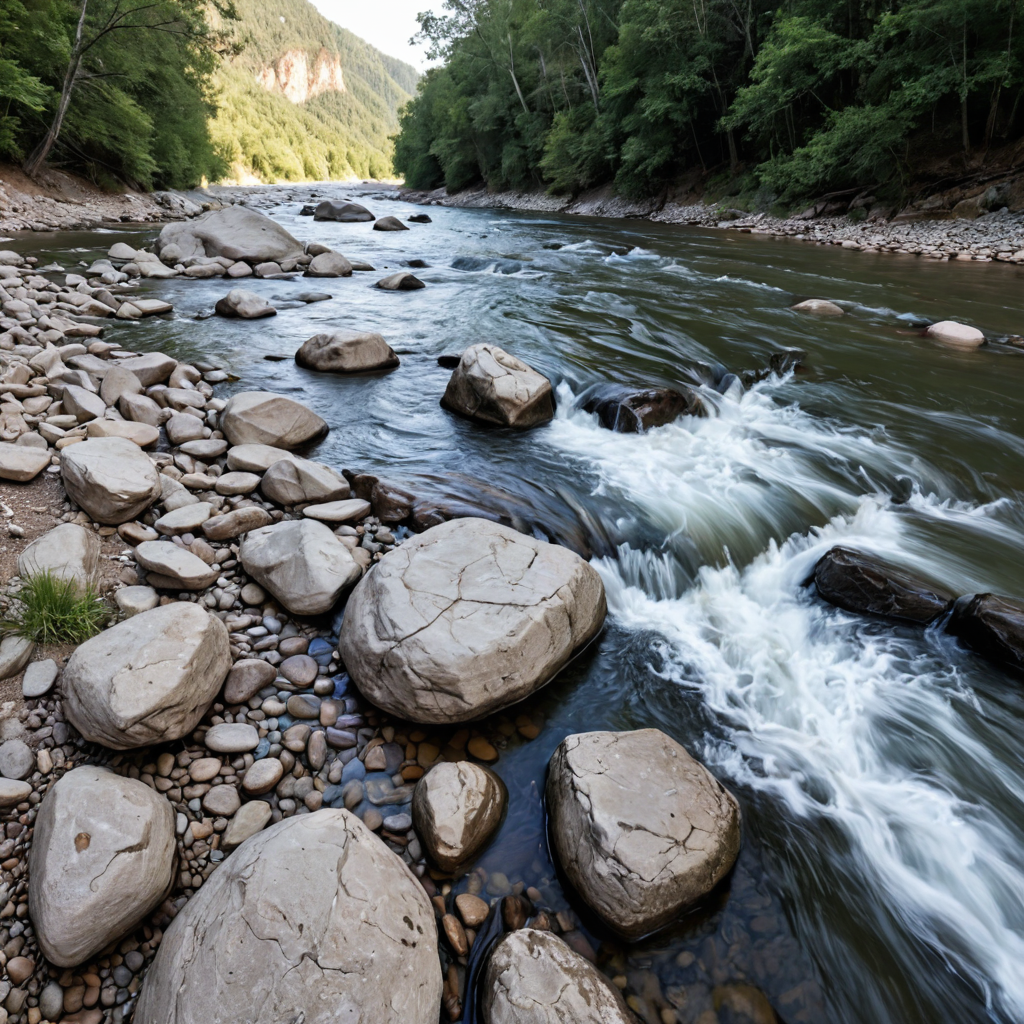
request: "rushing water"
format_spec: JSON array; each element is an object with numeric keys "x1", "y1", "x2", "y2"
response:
[{"x1": 15, "y1": 187, "x2": 1024, "y2": 1023}]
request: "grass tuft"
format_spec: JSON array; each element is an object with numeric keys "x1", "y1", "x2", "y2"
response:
[{"x1": 0, "y1": 572, "x2": 108, "y2": 645}]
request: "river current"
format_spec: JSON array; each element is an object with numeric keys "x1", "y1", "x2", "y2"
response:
[{"x1": 16, "y1": 187, "x2": 1024, "y2": 1024}]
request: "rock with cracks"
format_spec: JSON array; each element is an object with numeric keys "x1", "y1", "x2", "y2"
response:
[
  {"x1": 134, "y1": 810, "x2": 442, "y2": 1024},
  {"x1": 62, "y1": 603, "x2": 231, "y2": 749},
  {"x1": 339, "y1": 518, "x2": 606, "y2": 723},
  {"x1": 546, "y1": 729, "x2": 741, "y2": 939},
  {"x1": 483, "y1": 929, "x2": 633, "y2": 1024},
  {"x1": 442, "y1": 344, "x2": 555, "y2": 429},
  {"x1": 29, "y1": 765, "x2": 175, "y2": 967},
  {"x1": 60, "y1": 436, "x2": 162, "y2": 525}
]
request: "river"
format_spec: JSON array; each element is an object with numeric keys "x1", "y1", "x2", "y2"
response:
[{"x1": 15, "y1": 187, "x2": 1024, "y2": 1024}]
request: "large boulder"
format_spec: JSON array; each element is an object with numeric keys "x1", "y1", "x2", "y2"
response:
[
  {"x1": 947, "y1": 593, "x2": 1024, "y2": 671},
  {"x1": 373, "y1": 216, "x2": 409, "y2": 232},
  {"x1": 295, "y1": 330, "x2": 399, "y2": 374},
  {"x1": 214, "y1": 288, "x2": 276, "y2": 319},
  {"x1": 442, "y1": 344, "x2": 554, "y2": 429},
  {"x1": 483, "y1": 929, "x2": 633, "y2": 1024},
  {"x1": 260, "y1": 456, "x2": 350, "y2": 506},
  {"x1": 339, "y1": 518, "x2": 606, "y2": 723},
  {"x1": 413, "y1": 761, "x2": 506, "y2": 871},
  {"x1": 239, "y1": 520, "x2": 362, "y2": 616},
  {"x1": 305, "y1": 251, "x2": 352, "y2": 277},
  {"x1": 63, "y1": 603, "x2": 231, "y2": 749},
  {"x1": 546, "y1": 729, "x2": 741, "y2": 940},
  {"x1": 578, "y1": 383, "x2": 702, "y2": 433},
  {"x1": 312, "y1": 200, "x2": 374, "y2": 222},
  {"x1": 0, "y1": 442, "x2": 51, "y2": 481},
  {"x1": 17, "y1": 523, "x2": 100, "y2": 595},
  {"x1": 134, "y1": 810, "x2": 442, "y2": 1024},
  {"x1": 220, "y1": 391, "x2": 328, "y2": 449},
  {"x1": 61, "y1": 436, "x2": 162, "y2": 524},
  {"x1": 29, "y1": 766, "x2": 175, "y2": 967},
  {"x1": 156, "y1": 206, "x2": 304, "y2": 263},
  {"x1": 813, "y1": 546, "x2": 955, "y2": 624}
]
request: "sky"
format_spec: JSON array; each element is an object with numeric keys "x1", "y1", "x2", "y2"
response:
[{"x1": 309, "y1": 0, "x2": 445, "y2": 71}]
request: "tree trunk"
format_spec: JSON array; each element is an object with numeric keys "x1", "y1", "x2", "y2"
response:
[
  {"x1": 507, "y1": 34, "x2": 529, "y2": 116},
  {"x1": 24, "y1": 0, "x2": 89, "y2": 177},
  {"x1": 961, "y1": 97, "x2": 971, "y2": 156}
]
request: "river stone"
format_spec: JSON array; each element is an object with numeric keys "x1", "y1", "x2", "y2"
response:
[
  {"x1": 220, "y1": 391, "x2": 328, "y2": 449},
  {"x1": 224, "y1": 658, "x2": 278, "y2": 704},
  {"x1": 100, "y1": 365, "x2": 144, "y2": 406},
  {"x1": 240, "y1": 519, "x2": 362, "y2": 615},
  {"x1": 0, "y1": 441, "x2": 50, "y2": 480},
  {"x1": 205, "y1": 722, "x2": 260, "y2": 752},
  {"x1": 214, "y1": 288, "x2": 277, "y2": 319},
  {"x1": 202, "y1": 506, "x2": 272, "y2": 541},
  {"x1": 135, "y1": 540, "x2": 218, "y2": 590},
  {"x1": 202, "y1": 784, "x2": 241, "y2": 816},
  {"x1": 134, "y1": 810, "x2": 442, "y2": 1024},
  {"x1": 948, "y1": 593, "x2": 1024, "y2": 671},
  {"x1": 0, "y1": 739, "x2": 34, "y2": 780},
  {"x1": 63, "y1": 603, "x2": 231, "y2": 749},
  {"x1": 63, "y1": 384, "x2": 106, "y2": 423},
  {"x1": 157, "y1": 206, "x2": 304, "y2": 263},
  {"x1": 295, "y1": 330, "x2": 399, "y2": 374},
  {"x1": 22, "y1": 659, "x2": 58, "y2": 698},
  {"x1": 926, "y1": 320, "x2": 985, "y2": 348},
  {"x1": 373, "y1": 216, "x2": 409, "y2": 232},
  {"x1": 442, "y1": 343, "x2": 555, "y2": 429},
  {"x1": 120, "y1": 392, "x2": 165, "y2": 426},
  {"x1": 339, "y1": 518, "x2": 606, "y2": 723},
  {"x1": 29, "y1": 765, "x2": 175, "y2": 967},
  {"x1": 226, "y1": 443, "x2": 298, "y2": 472},
  {"x1": 155, "y1": 502, "x2": 213, "y2": 536},
  {"x1": 547, "y1": 729, "x2": 741, "y2": 939},
  {"x1": 18, "y1": 522, "x2": 100, "y2": 595},
  {"x1": 222, "y1": 799, "x2": 272, "y2": 849},
  {"x1": 412, "y1": 761, "x2": 506, "y2": 871},
  {"x1": 0, "y1": 778, "x2": 32, "y2": 807},
  {"x1": 813, "y1": 546, "x2": 955, "y2": 623},
  {"x1": 115, "y1": 585, "x2": 159, "y2": 617},
  {"x1": 261, "y1": 456, "x2": 350, "y2": 505},
  {"x1": 116, "y1": 353, "x2": 176, "y2": 387},
  {"x1": 579, "y1": 383, "x2": 702, "y2": 433},
  {"x1": 303, "y1": 498, "x2": 371, "y2": 523},
  {"x1": 166, "y1": 412, "x2": 206, "y2": 446},
  {"x1": 0, "y1": 635, "x2": 34, "y2": 680},
  {"x1": 86, "y1": 419, "x2": 160, "y2": 447},
  {"x1": 179, "y1": 438, "x2": 228, "y2": 459},
  {"x1": 215, "y1": 470, "x2": 261, "y2": 495},
  {"x1": 305, "y1": 252, "x2": 353, "y2": 277},
  {"x1": 791, "y1": 298, "x2": 844, "y2": 316},
  {"x1": 312, "y1": 200, "x2": 374, "y2": 222},
  {"x1": 483, "y1": 929, "x2": 633, "y2": 1024},
  {"x1": 376, "y1": 271, "x2": 425, "y2": 291},
  {"x1": 242, "y1": 757, "x2": 284, "y2": 796},
  {"x1": 61, "y1": 436, "x2": 162, "y2": 524}
]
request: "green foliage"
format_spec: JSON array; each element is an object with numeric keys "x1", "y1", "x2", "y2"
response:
[
  {"x1": 395, "y1": 0, "x2": 1024, "y2": 206},
  {"x1": 1, "y1": 573, "x2": 107, "y2": 646}
]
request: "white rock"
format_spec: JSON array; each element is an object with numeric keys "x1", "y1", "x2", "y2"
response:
[
  {"x1": 302, "y1": 498, "x2": 371, "y2": 523},
  {"x1": 791, "y1": 298, "x2": 844, "y2": 316},
  {"x1": 165, "y1": 412, "x2": 206, "y2": 446},
  {"x1": 225, "y1": 443, "x2": 298, "y2": 472},
  {"x1": 18, "y1": 522, "x2": 100, "y2": 595},
  {"x1": 0, "y1": 635, "x2": 34, "y2": 681},
  {"x1": 61, "y1": 436, "x2": 162, "y2": 524},
  {"x1": 117, "y1": 353, "x2": 177, "y2": 386},
  {"x1": 260, "y1": 457, "x2": 349, "y2": 505},
  {"x1": 86, "y1": 419, "x2": 159, "y2": 447},
  {"x1": 115, "y1": 585, "x2": 159, "y2": 617},
  {"x1": 926, "y1": 320, "x2": 986, "y2": 348}
]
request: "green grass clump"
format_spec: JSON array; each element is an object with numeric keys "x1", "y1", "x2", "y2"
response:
[{"x1": 1, "y1": 572, "x2": 108, "y2": 645}]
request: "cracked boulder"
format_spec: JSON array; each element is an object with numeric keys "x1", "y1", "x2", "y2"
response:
[
  {"x1": 135, "y1": 809, "x2": 442, "y2": 1024},
  {"x1": 339, "y1": 517, "x2": 606, "y2": 723},
  {"x1": 29, "y1": 765, "x2": 175, "y2": 966},
  {"x1": 413, "y1": 761, "x2": 506, "y2": 871},
  {"x1": 60, "y1": 436, "x2": 162, "y2": 524},
  {"x1": 441, "y1": 343, "x2": 555, "y2": 429},
  {"x1": 546, "y1": 729, "x2": 741, "y2": 939},
  {"x1": 483, "y1": 929, "x2": 633, "y2": 1024},
  {"x1": 63, "y1": 602, "x2": 231, "y2": 749},
  {"x1": 220, "y1": 391, "x2": 328, "y2": 449}
]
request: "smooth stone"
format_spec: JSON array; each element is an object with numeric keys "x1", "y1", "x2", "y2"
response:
[
  {"x1": 295, "y1": 330, "x2": 399, "y2": 374},
  {"x1": 18, "y1": 522, "x2": 100, "y2": 595},
  {"x1": 926, "y1": 320, "x2": 986, "y2": 348},
  {"x1": 61, "y1": 437, "x2": 162, "y2": 524},
  {"x1": 115, "y1": 585, "x2": 159, "y2": 617},
  {"x1": 0, "y1": 739, "x2": 34, "y2": 780},
  {"x1": 312, "y1": 200, "x2": 374, "y2": 222},
  {"x1": 165, "y1": 413, "x2": 206, "y2": 445},
  {"x1": 791, "y1": 298, "x2": 844, "y2": 316},
  {"x1": 304, "y1": 251, "x2": 353, "y2": 277},
  {"x1": 205, "y1": 722, "x2": 260, "y2": 752},
  {"x1": 0, "y1": 778, "x2": 32, "y2": 807},
  {"x1": 455, "y1": 893, "x2": 490, "y2": 928},
  {"x1": 286, "y1": 694, "x2": 320, "y2": 719},
  {"x1": 62, "y1": 384, "x2": 107, "y2": 423},
  {"x1": 261, "y1": 457, "x2": 350, "y2": 505},
  {"x1": 214, "y1": 288, "x2": 278, "y2": 318},
  {"x1": 242, "y1": 757, "x2": 284, "y2": 795},
  {"x1": 117, "y1": 353, "x2": 177, "y2": 386},
  {"x1": 578, "y1": 383, "x2": 702, "y2": 433},
  {"x1": 948, "y1": 593, "x2": 1024, "y2": 671},
  {"x1": 202, "y1": 506, "x2": 272, "y2": 541},
  {"x1": 225, "y1": 443, "x2": 298, "y2": 472},
  {"x1": 189, "y1": 757, "x2": 222, "y2": 782},
  {"x1": 158, "y1": 205, "x2": 304, "y2": 263},
  {"x1": 202, "y1": 784, "x2": 241, "y2": 816},
  {"x1": 373, "y1": 216, "x2": 410, "y2": 232},
  {"x1": 179, "y1": 439, "x2": 228, "y2": 458},
  {"x1": 376, "y1": 271, "x2": 424, "y2": 291},
  {"x1": 99, "y1": 365, "x2": 144, "y2": 406},
  {"x1": 220, "y1": 392, "x2": 327, "y2": 449},
  {"x1": 135, "y1": 540, "x2": 218, "y2": 590},
  {"x1": 0, "y1": 441, "x2": 51, "y2": 481},
  {"x1": 223, "y1": 658, "x2": 278, "y2": 704},
  {"x1": 0, "y1": 635, "x2": 34, "y2": 681},
  {"x1": 22, "y1": 659, "x2": 58, "y2": 698},
  {"x1": 221, "y1": 799, "x2": 272, "y2": 848},
  {"x1": 86, "y1": 419, "x2": 160, "y2": 447},
  {"x1": 240, "y1": 582, "x2": 266, "y2": 605},
  {"x1": 280, "y1": 654, "x2": 318, "y2": 686},
  {"x1": 155, "y1": 502, "x2": 213, "y2": 536},
  {"x1": 303, "y1": 498, "x2": 371, "y2": 523}
]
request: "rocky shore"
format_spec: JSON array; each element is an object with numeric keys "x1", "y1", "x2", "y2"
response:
[{"x1": 0, "y1": 204, "x2": 775, "y2": 1024}]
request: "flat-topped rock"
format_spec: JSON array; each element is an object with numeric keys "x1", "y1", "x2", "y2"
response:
[
  {"x1": 302, "y1": 498, "x2": 371, "y2": 523},
  {"x1": 204, "y1": 722, "x2": 260, "y2": 752},
  {"x1": 117, "y1": 353, "x2": 176, "y2": 387},
  {"x1": 158, "y1": 205, "x2": 304, "y2": 263},
  {"x1": 18, "y1": 523, "x2": 100, "y2": 595},
  {"x1": 134, "y1": 811, "x2": 442, "y2": 1024},
  {"x1": 442, "y1": 344, "x2": 554, "y2": 429},
  {"x1": 63, "y1": 603, "x2": 231, "y2": 749},
  {"x1": 155, "y1": 502, "x2": 213, "y2": 536},
  {"x1": 29, "y1": 765, "x2": 175, "y2": 967},
  {"x1": 86, "y1": 419, "x2": 160, "y2": 447},
  {"x1": 115, "y1": 585, "x2": 159, "y2": 617},
  {"x1": 179, "y1": 438, "x2": 228, "y2": 459},
  {"x1": 0, "y1": 779, "x2": 32, "y2": 807},
  {"x1": 339, "y1": 518, "x2": 605, "y2": 723},
  {"x1": 135, "y1": 540, "x2": 218, "y2": 590},
  {"x1": 295, "y1": 330, "x2": 399, "y2": 374},
  {"x1": 260, "y1": 456, "x2": 349, "y2": 505},
  {"x1": 202, "y1": 506, "x2": 272, "y2": 541},
  {"x1": 220, "y1": 391, "x2": 328, "y2": 449},
  {"x1": 223, "y1": 658, "x2": 278, "y2": 704},
  {"x1": 61, "y1": 436, "x2": 162, "y2": 524},
  {"x1": 225, "y1": 443, "x2": 298, "y2": 472},
  {"x1": 312, "y1": 200, "x2": 374, "y2": 222},
  {"x1": 0, "y1": 441, "x2": 50, "y2": 481},
  {"x1": 547, "y1": 729, "x2": 741, "y2": 939}
]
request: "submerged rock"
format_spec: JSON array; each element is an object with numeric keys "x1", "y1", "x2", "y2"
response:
[
  {"x1": 295, "y1": 330, "x2": 399, "y2": 374},
  {"x1": 926, "y1": 320, "x2": 986, "y2": 348},
  {"x1": 547, "y1": 729, "x2": 741, "y2": 939},
  {"x1": 791, "y1": 298, "x2": 844, "y2": 316},
  {"x1": 339, "y1": 518, "x2": 606, "y2": 723},
  {"x1": 813, "y1": 546, "x2": 954, "y2": 623},
  {"x1": 948, "y1": 593, "x2": 1024, "y2": 671},
  {"x1": 578, "y1": 383, "x2": 702, "y2": 433}
]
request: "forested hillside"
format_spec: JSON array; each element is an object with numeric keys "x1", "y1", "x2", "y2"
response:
[
  {"x1": 394, "y1": 0, "x2": 1024, "y2": 207},
  {"x1": 0, "y1": 0, "x2": 417, "y2": 189}
]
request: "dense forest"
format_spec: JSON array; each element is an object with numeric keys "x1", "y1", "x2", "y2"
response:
[
  {"x1": 394, "y1": 0, "x2": 1024, "y2": 207},
  {"x1": 0, "y1": 0, "x2": 417, "y2": 189}
]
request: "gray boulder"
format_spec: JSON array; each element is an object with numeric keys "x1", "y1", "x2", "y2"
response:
[
  {"x1": 260, "y1": 456, "x2": 350, "y2": 506},
  {"x1": 312, "y1": 200, "x2": 374, "y2": 222},
  {"x1": 546, "y1": 729, "x2": 741, "y2": 939},
  {"x1": 442, "y1": 344, "x2": 555, "y2": 429},
  {"x1": 63, "y1": 603, "x2": 231, "y2": 749},
  {"x1": 157, "y1": 206, "x2": 304, "y2": 263},
  {"x1": 29, "y1": 765, "x2": 175, "y2": 967},
  {"x1": 373, "y1": 216, "x2": 409, "y2": 232},
  {"x1": 305, "y1": 251, "x2": 352, "y2": 277},
  {"x1": 220, "y1": 391, "x2": 328, "y2": 449},
  {"x1": 376, "y1": 272, "x2": 424, "y2": 291},
  {"x1": 240, "y1": 519, "x2": 362, "y2": 615},
  {"x1": 134, "y1": 810, "x2": 442, "y2": 1024},
  {"x1": 295, "y1": 330, "x2": 399, "y2": 374},
  {"x1": 61, "y1": 437, "x2": 162, "y2": 524},
  {"x1": 18, "y1": 523, "x2": 100, "y2": 595},
  {"x1": 339, "y1": 518, "x2": 605, "y2": 723},
  {"x1": 0, "y1": 441, "x2": 51, "y2": 481},
  {"x1": 214, "y1": 288, "x2": 276, "y2": 319},
  {"x1": 135, "y1": 540, "x2": 219, "y2": 590}
]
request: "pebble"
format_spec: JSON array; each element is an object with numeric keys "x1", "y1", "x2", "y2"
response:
[
  {"x1": 277, "y1": 636, "x2": 309, "y2": 657},
  {"x1": 6, "y1": 955, "x2": 34, "y2": 984},
  {"x1": 287, "y1": 694, "x2": 320, "y2": 719},
  {"x1": 279, "y1": 654, "x2": 318, "y2": 686},
  {"x1": 0, "y1": 738, "x2": 34, "y2": 780},
  {"x1": 239, "y1": 582, "x2": 266, "y2": 605},
  {"x1": 202, "y1": 784, "x2": 241, "y2": 816},
  {"x1": 204, "y1": 722, "x2": 260, "y2": 752},
  {"x1": 383, "y1": 812, "x2": 412, "y2": 832},
  {"x1": 21, "y1": 658, "x2": 58, "y2": 698},
  {"x1": 0, "y1": 778, "x2": 32, "y2": 807},
  {"x1": 467, "y1": 737, "x2": 498, "y2": 763},
  {"x1": 242, "y1": 757, "x2": 283, "y2": 796},
  {"x1": 188, "y1": 757, "x2": 222, "y2": 782},
  {"x1": 456, "y1": 893, "x2": 490, "y2": 927},
  {"x1": 362, "y1": 808, "x2": 383, "y2": 830},
  {"x1": 364, "y1": 746, "x2": 387, "y2": 771},
  {"x1": 222, "y1": 799, "x2": 272, "y2": 848}
]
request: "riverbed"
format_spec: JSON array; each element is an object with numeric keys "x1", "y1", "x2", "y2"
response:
[{"x1": 12, "y1": 187, "x2": 1024, "y2": 1024}]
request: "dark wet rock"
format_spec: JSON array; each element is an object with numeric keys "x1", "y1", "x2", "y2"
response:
[
  {"x1": 377, "y1": 271, "x2": 425, "y2": 291},
  {"x1": 408, "y1": 213, "x2": 432, "y2": 223},
  {"x1": 947, "y1": 593, "x2": 1024, "y2": 671},
  {"x1": 373, "y1": 215, "x2": 409, "y2": 232},
  {"x1": 451, "y1": 256, "x2": 523, "y2": 274},
  {"x1": 406, "y1": 258, "x2": 429, "y2": 268},
  {"x1": 578, "y1": 383, "x2": 703, "y2": 433},
  {"x1": 313, "y1": 200, "x2": 374, "y2": 222},
  {"x1": 741, "y1": 349, "x2": 808, "y2": 387},
  {"x1": 437, "y1": 354, "x2": 462, "y2": 369},
  {"x1": 348, "y1": 473, "x2": 417, "y2": 522},
  {"x1": 813, "y1": 546, "x2": 954, "y2": 624},
  {"x1": 299, "y1": 204, "x2": 315, "y2": 216}
]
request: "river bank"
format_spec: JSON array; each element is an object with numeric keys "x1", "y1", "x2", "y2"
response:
[{"x1": 400, "y1": 183, "x2": 1024, "y2": 266}]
